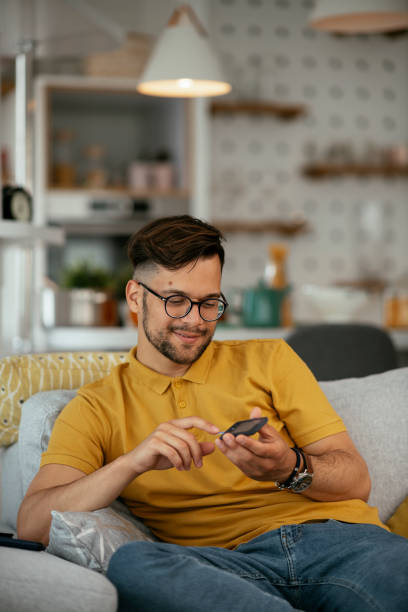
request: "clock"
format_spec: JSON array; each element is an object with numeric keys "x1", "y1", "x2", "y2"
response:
[{"x1": 2, "y1": 185, "x2": 32, "y2": 222}]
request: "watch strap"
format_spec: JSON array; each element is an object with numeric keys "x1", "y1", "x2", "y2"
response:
[{"x1": 275, "y1": 447, "x2": 301, "y2": 490}]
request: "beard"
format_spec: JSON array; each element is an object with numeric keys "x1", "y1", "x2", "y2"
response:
[{"x1": 142, "y1": 293, "x2": 214, "y2": 365}]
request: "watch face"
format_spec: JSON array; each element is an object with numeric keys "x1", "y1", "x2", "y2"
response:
[
  {"x1": 11, "y1": 191, "x2": 31, "y2": 221},
  {"x1": 291, "y1": 473, "x2": 313, "y2": 492}
]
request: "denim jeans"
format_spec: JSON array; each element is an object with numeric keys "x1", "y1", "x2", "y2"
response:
[{"x1": 107, "y1": 520, "x2": 408, "y2": 612}]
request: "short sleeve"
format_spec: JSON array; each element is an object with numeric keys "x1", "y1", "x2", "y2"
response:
[{"x1": 269, "y1": 341, "x2": 347, "y2": 447}]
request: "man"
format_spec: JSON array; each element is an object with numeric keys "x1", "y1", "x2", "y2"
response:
[{"x1": 18, "y1": 216, "x2": 408, "y2": 612}]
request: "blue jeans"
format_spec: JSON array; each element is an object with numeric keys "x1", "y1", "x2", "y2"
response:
[{"x1": 107, "y1": 520, "x2": 408, "y2": 612}]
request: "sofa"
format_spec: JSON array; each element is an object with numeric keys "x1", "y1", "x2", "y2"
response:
[{"x1": 0, "y1": 350, "x2": 407, "y2": 612}]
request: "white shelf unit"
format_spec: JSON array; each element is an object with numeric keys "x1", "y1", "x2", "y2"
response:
[
  {"x1": 30, "y1": 75, "x2": 208, "y2": 353},
  {"x1": 0, "y1": 222, "x2": 65, "y2": 357},
  {"x1": 0, "y1": 220, "x2": 64, "y2": 245}
]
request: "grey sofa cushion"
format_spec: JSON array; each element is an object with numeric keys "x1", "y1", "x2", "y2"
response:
[
  {"x1": 320, "y1": 367, "x2": 408, "y2": 522},
  {"x1": 18, "y1": 389, "x2": 78, "y2": 494},
  {"x1": 0, "y1": 547, "x2": 117, "y2": 612},
  {"x1": 0, "y1": 442, "x2": 23, "y2": 531}
]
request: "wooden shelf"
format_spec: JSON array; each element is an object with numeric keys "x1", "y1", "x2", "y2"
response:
[
  {"x1": 47, "y1": 186, "x2": 190, "y2": 199},
  {"x1": 213, "y1": 219, "x2": 308, "y2": 236},
  {"x1": 302, "y1": 163, "x2": 408, "y2": 179},
  {"x1": 210, "y1": 100, "x2": 306, "y2": 120},
  {"x1": 0, "y1": 221, "x2": 65, "y2": 245}
]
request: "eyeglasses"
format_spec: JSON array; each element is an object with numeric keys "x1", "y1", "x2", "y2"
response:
[{"x1": 138, "y1": 282, "x2": 228, "y2": 322}]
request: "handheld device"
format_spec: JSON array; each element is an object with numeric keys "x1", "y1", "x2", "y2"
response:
[
  {"x1": 219, "y1": 417, "x2": 268, "y2": 440},
  {"x1": 0, "y1": 534, "x2": 45, "y2": 551}
]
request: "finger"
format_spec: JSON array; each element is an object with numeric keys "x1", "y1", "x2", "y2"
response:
[
  {"x1": 250, "y1": 406, "x2": 263, "y2": 419},
  {"x1": 200, "y1": 441, "x2": 216, "y2": 456},
  {"x1": 235, "y1": 432, "x2": 285, "y2": 460},
  {"x1": 170, "y1": 416, "x2": 220, "y2": 435},
  {"x1": 215, "y1": 434, "x2": 253, "y2": 461},
  {"x1": 152, "y1": 438, "x2": 188, "y2": 471},
  {"x1": 155, "y1": 430, "x2": 197, "y2": 470},
  {"x1": 157, "y1": 426, "x2": 203, "y2": 469}
]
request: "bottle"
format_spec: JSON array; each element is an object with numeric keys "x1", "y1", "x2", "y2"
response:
[{"x1": 264, "y1": 243, "x2": 292, "y2": 327}]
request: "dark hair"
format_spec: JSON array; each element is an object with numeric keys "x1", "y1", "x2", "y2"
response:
[{"x1": 127, "y1": 215, "x2": 225, "y2": 274}]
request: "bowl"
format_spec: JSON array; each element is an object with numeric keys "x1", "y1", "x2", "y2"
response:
[{"x1": 299, "y1": 284, "x2": 369, "y2": 323}]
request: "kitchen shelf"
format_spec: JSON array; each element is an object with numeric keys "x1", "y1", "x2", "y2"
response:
[
  {"x1": 47, "y1": 186, "x2": 190, "y2": 199},
  {"x1": 213, "y1": 219, "x2": 308, "y2": 236},
  {"x1": 53, "y1": 219, "x2": 149, "y2": 236},
  {"x1": 302, "y1": 163, "x2": 408, "y2": 179},
  {"x1": 210, "y1": 100, "x2": 306, "y2": 120},
  {"x1": 0, "y1": 221, "x2": 64, "y2": 245}
]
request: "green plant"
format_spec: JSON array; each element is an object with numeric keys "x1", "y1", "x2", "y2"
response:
[
  {"x1": 60, "y1": 261, "x2": 114, "y2": 290},
  {"x1": 113, "y1": 263, "x2": 133, "y2": 300}
]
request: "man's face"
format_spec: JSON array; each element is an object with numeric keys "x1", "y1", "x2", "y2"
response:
[{"x1": 127, "y1": 255, "x2": 222, "y2": 374}]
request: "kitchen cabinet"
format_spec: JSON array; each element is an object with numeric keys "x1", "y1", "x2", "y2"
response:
[{"x1": 35, "y1": 75, "x2": 192, "y2": 226}]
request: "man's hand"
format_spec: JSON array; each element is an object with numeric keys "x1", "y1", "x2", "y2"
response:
[
  {"x1": 215, "y1": 407, "x2": 296, "y2": 483},
  {"x1": 127, "y1": 417, "x2": 220, "y2": 475}
]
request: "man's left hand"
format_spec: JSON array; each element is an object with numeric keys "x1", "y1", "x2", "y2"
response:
[{"x1": 215, "y1": 407, "x2": 296, "y2": 483}]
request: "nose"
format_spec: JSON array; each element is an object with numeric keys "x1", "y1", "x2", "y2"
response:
[{"x1": 183, "y1": 302, "x2": 204, "y2": 324}]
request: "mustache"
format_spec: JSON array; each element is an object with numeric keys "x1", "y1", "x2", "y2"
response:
[{"x1": 169, "y1": 324, "x2": 209, "y2": 336}]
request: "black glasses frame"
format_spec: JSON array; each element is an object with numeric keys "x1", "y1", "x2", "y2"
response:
[{"x1": 138, "y1": 281, "x2": 228, "y2": 322}]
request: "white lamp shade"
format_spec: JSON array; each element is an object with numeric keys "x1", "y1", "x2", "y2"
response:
[
  {"x1": 309, "y1": 0, "x2": 408, "y2": 33},
  {"x1": 137, "y1": 10, "x2": 231, "y2": 98}
]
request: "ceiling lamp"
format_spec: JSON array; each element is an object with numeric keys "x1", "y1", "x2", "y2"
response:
[
  {"x1": 137, "y1": 4, "x2": 231, "y2": 98},
  {"x1": 309, "y1": 0, "x2": 408, "y2": 34}
]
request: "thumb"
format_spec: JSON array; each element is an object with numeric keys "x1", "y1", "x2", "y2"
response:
[{"x1": 250, "y1": 406, "x2": 262, "y2": 419}]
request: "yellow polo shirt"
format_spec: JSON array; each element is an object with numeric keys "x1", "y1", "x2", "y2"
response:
[{"x1": 41, "y1": 339, "x2": 385, "y2": 548}]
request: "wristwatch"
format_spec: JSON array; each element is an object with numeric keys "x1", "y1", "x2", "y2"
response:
[
  {"x1": 275, "y1": 447, "x2": 314, "y2": 493},
  {"x1": 289, "y1": 448, "x2": 314, "y2": 493}
]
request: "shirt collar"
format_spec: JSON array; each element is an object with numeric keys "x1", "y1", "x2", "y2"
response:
[{"x1": 127, "y1": 342, "x2": 214, "y2": 394}]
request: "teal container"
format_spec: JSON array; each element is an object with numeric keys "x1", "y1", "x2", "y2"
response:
[{"x1": 242, "y1": 283, "x2": 290, "y2": 327}]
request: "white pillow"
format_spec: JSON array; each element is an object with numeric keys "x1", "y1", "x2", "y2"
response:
[{"x1": 320, "y1": 367, "x2": 408, "y2": 522}]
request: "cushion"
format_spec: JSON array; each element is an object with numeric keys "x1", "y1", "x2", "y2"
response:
[
  {"x1": 0, "y1": 351, "x2": 128, "y2": 446},
  {"x1": 387, "y1": 495, "x2": 408, "y2": 538},
  {"x1": 0, "y1": 547, "x2": 117, "y2": 612},
  {"x1": 47, "y1": 501, "x2": 157, "y2": 573},
  {"x1": 0, "y1": 441, "x2": 23, "y2": 531},
  {"x1": 18, "y1": 389, "x2": 78, "y2": 495},
  {"x1": 320, "y1": 367, "x2": 408, "y2": 523}
]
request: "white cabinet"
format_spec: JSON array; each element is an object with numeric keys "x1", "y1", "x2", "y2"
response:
[{"x1": 0, "y1": 221, "x2": 64, "y2": 356}]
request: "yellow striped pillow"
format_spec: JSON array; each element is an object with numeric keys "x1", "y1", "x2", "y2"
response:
[{"x1": 0, "y1": 351, "x2": 128, "y2": 447}]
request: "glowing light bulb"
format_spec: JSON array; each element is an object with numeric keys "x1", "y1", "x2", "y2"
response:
[{"x1": 178, "y1": 78, "x2": 194, "y2": 89}]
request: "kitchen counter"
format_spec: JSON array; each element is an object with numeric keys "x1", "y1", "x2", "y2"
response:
[{"x1": 43, "y1": 325, "x2": 408, "y2": 352}]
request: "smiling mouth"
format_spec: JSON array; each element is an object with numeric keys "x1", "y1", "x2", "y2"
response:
[{"x1": 172, "y1": 328, "x2": 207, "y2": 343}]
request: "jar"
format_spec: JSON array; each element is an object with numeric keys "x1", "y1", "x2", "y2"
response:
[
  {"x1": 384, "y1": 274, "x2": 408, "y2": 328},
  {"x1": 83, "y1": 144, "x2": 108, "y2": 188},
  {"x1": 53, "y1": 129, "x2": 76, "y2": 187}
]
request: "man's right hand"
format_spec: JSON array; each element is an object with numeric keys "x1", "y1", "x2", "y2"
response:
[{"x1": 127, "y1": 417, "x2": 220, "y2": 475}]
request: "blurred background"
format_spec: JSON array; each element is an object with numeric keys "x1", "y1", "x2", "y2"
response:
[{"x1": 1, "y1": 0, "x2": 407, "y2": 361}]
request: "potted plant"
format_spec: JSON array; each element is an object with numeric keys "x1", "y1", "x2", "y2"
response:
[{"x1": 58, "y1": 261, "x2": 117, "y2": 327}]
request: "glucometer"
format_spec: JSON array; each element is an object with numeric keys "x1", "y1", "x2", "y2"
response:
[{"x1": 219, "y1": 417, "x2": 268, "y2": 440}]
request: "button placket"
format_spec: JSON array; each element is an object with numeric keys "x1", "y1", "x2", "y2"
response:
[{"x1": 173, "y1": 379, "x2": 187, "y2": 414}]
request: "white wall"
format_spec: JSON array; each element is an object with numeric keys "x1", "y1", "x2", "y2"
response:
[{"x1": 208, "y1": 0, "x2": 408, "y2": 322}]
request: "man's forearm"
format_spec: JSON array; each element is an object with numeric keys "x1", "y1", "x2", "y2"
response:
[
  {"x1": 17, "y1": 455, "x2": 140, "y2": 546},
  {"x1": 302, "y1": 449, "x2": 371, "y2": 502}
]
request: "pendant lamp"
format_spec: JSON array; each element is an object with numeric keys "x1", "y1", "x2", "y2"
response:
[
  {"x1": 309, "y1": 0, "x2": 408, "y2": 33},
  {"x1": 137, "y1": 4, "x2": 231, "y2": 98}
]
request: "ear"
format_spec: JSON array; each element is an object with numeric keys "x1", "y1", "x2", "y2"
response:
[{"x1": 126, "y1": 280, "x2": 142, "y2": 314}]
